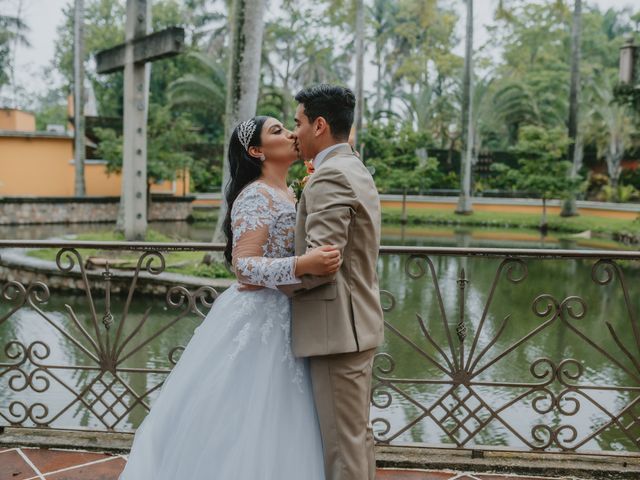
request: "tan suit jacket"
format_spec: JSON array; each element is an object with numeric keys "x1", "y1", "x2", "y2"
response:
[{"x1": 285, "y1": 144, "x2": 384, "y2": 357}]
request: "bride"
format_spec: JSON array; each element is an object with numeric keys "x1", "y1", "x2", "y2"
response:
[{"x1": 119, "y1": 116, "x2": 340, "y2": 479}]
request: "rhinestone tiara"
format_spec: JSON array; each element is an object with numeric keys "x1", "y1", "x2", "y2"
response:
[{"x1": 237, "y1": 119, "x2": 257, "y2": 151}]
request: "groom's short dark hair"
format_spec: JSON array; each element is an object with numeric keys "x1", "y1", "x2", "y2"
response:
[{"x1": 295, "y1": 84, "x2": 355, "y2": 140}]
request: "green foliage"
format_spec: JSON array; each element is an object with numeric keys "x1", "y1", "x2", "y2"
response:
[
  {"x1": 53, "y1": 0, "x2": 126, "y2": 116},
  {"x1": 584, "y1": 172, "x2": 609, "y2": 200},
  {"x1": 490, "y1": 126, "x2": 581, "y2": 200},
  {"x1": 52, "y1": 0, "x2": 213, "y2": 117},
  {"x1": 168, "y1": 50, "x2": 227, "y2": 140},
  {"x1": 27, "y1": 228, "x2": 233, "y2": 278},
  {"x1": 0, "y1": 12, "x2": 30, "y2": 90},
  {"x1": 35, "y1": 0, "x2": 640, "y2": 199},
  {"x1": 190, "y1": 158, "x2": 222, "y2": 192},
  {"x1": 95, "y1": 103, "x2": 203, "y2": 186},
  {"x1": 33, "y1": 87, "x2": 68, "y2": 131},
  {"x1": 362, "y1": 122, "x2": 457, "y2": 193},
  {"x1": 584, "y1": 71, "x2": 635, "y2": 194},
  {"x1": 601, "y1": 184, "x2": 639, "y2": 203},
  {"x1": 621, "y1": 168, "x2": 640, "y2": 191},
  {"x1": 261, "y1": 2, "x2": 352, "y2": 123}
]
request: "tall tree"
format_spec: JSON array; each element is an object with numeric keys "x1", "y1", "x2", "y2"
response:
[
  {"x1": 0, "y1": 10, "x2": 30, "y2": 96},
  {"x1": 586, "y1": 73, "x2": 634, "y2": 201},
  {"x1": 168, "y1": 51, "x2": 226, "y2": 112},
  {"x1": 561, "y1": 0, "x2": 583, "y2": 217},
  {"x1": 456, "y1": 0, "x2": 474, "y2": 215},
  {"x1": 210, "y1": 0, "x2": 267, "y2": 245},
  {"x1": 73, "y1": 0, "x2": 87, "y2": 197},
  {"x1": 353, "y1": 0, "x2": 365, "y2": 148},
  {"x1": 320, "y1": 0, "x2": 374, "y2": 147},
  {"x1": 369, "y1": 0, "x2": 396, "y2": 116}
]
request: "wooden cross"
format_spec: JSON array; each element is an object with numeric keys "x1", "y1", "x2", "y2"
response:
[{"x1": 95, "y1": 0, "x2": 184, "y2": 240}]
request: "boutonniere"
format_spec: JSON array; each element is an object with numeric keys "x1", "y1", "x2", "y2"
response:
[{"x1": 291, "y1": 160, "x2": 315, "y2": 201}]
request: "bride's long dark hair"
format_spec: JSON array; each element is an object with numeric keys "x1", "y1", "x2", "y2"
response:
[{"x1": 223, "y1": 116, "x2": 268, "y2": 264}]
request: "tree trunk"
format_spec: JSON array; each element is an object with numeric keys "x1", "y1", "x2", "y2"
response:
[
  {"x1": 401, "y1": 188, "x2": 407, "y2": 225},
  {"x1": 209, "y1": 0, "x2": 267, "y2": 252},
  {"x1": 456, "y1": 0, "x2": 473, "y2": 215},
  {"x1": 9, "y1": 0, "x2": 25, "y2": 106},
  {"x1": 375, "y1": 45, "x2": 382, "y2": 115},
  {"x1": 608, "y1": 146, "x2": 623, "y2": 202},
  {"x1": 73, "y1": 0, "x2": 86, "y2": 197},
  {"x1": 540, "y1": 197, "x2": 548, "y2": 233},
  {"x1": 561, "y1": 0, "x2": 582, "y2": 217},
  {"x1": 354, "y1": 0, "x2": 365, "y2": 149}
]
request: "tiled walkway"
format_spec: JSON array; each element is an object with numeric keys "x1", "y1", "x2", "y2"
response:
[{"x1": 0, "y1": 447, "x2": 574, "y2": 480}]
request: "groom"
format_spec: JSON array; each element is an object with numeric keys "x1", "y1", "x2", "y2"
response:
[{"x1": 285, "y1": 84, "x2": 384, "y2": 480}]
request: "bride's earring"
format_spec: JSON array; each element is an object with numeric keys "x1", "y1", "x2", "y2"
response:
[{"x1": 259, "y1": 155, "x2": 266, "y2": 162}]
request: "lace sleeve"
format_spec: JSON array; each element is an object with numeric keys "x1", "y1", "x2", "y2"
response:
[{"x1": 231, "y1": 184, "x2": 300, "y2": 289}]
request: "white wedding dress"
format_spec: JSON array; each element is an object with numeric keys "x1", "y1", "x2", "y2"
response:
[{"x1": 120, "y1": 181, "x2": 325, "y2": 479}]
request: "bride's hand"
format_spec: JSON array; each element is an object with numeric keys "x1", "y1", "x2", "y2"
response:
[
  {"x1": 238, "y1": 283, "x2": 264, "y2": 292},
  {"x1": 296, "y1": 245, "x2": 341, "y2": 277}
]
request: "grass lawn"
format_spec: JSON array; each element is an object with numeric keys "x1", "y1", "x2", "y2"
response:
[
  {"x1": 26, "y1": 230, "x2": 233, "y2": 278},
  {"x1": 191, "y1": 205, "x2": 640, "y2": 238},
  {"x1": 382, "y1": 206, "x2": 640, "y2": 238}
]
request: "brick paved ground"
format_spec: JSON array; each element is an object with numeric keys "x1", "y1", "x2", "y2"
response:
[{"x1": 0, "y1": 447, "x2": 583, "y2": 480}]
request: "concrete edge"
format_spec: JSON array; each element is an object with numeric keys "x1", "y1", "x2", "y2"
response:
[
  {"x1": 0, "y1": 248, "x2": 234, "y2": 292},
  {"x1": 375, "y1": 445, "x2": 640, "y2": 479},
  {"x1": 1, "y1": 428, "x2": 639, "y2": 479}
]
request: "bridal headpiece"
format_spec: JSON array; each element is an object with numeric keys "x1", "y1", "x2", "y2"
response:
[{"x1": 237, "y1": 119, "x2": 257, "y2": 152}]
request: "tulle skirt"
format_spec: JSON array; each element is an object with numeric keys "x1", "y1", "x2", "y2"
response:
[{"x1": 119, "y1": 284, "x2": 325, "y2": 479}]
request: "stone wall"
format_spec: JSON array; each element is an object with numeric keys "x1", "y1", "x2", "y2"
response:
[{"x1": 0, "y1": 196, "x2": 195, "y2": 225}]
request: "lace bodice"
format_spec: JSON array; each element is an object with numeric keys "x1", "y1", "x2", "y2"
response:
[{"x1": 231, "y1": 181, "x2": 299, "y2": 289}]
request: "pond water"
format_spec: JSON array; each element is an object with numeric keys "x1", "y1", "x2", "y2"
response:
[{"x1": 1, "y1": 221, "x2": 638, "y2": 452}]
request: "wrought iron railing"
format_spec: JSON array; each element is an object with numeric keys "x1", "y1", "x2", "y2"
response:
[{"x1": 1, "y1": 241, "x2": 640, "y2": 457}]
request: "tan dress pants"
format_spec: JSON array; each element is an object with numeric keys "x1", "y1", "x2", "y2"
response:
[{"x1": 309, "y1": 348, "x2": 376, "y2": 480}]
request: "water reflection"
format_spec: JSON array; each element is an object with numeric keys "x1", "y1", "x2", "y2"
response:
[
  {"x1": 0, "y1": 221, "x2": 629, "y2": 251},
  {"x1": 373, "y1": 254, "x2": 640, "y2": 452}
]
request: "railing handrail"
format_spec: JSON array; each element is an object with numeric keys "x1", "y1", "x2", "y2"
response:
[{"x1": 1, "y1": 240, "x2": 640, "y2": 260}]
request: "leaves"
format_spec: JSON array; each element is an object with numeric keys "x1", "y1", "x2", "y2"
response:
[
  {"x1": 0, "y1": 11, "x2": 30, "y2": 90},
  {"x1": 363, "y1": 121, "x2": 457, "y2": 193},
  {"x1": 95, "y1": 103, "x2": 203, "y2": 184},
  {"x1": 490, "y1": 125, "x2": 581, "y2": 200}
]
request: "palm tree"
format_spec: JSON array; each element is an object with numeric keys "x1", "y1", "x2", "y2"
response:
[
  {"x1": 398, "y1": 84, "x2": 436, "y2": 132},
  {"x1": 586, "y1": 73, "x2": 634, "y2": 201},
  {"x1": 470, "y1": 75, "x2": 495, "y2": 166},
  {"x1": 456, "y1": 0, "x2": 474, "y2": 215},
  {"x1": 354, "y1": 0, "x2": 365, "y2": 148},
  {"x1": 291, "y1": 42, "x2": 351, "y2": 87},
  {"x1": 168, "y1": 51, "x2": 227, "y2": 109},
  {"x1": 369, "y1": 0, "x2": 397, "y2": 116},
  {"x1": 319, "y1": 0, "x2": 367, "y2": 145},
  {"x1": 561, "y1": 0, "x2": 583, "y2": 217},
  {"x1": 0, "y1": 11, "x2": 30, "y2": 92},
  {"x1": 210, "y1": 0, "x2": 267, "y2": 246},
  {"x1": 491, "y1": 78, "x2": 567, "y2": 144},
  {"x1": 74, "y1": 0, "x2": 86, "y2": 197}
]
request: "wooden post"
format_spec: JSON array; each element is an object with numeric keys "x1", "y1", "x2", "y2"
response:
[
  {"x1": 95, "y1": 1, "x2": 184, "y2": 241},
  {"x1": 121, "y1": 0, "x2": 151, "y2": 240}
]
